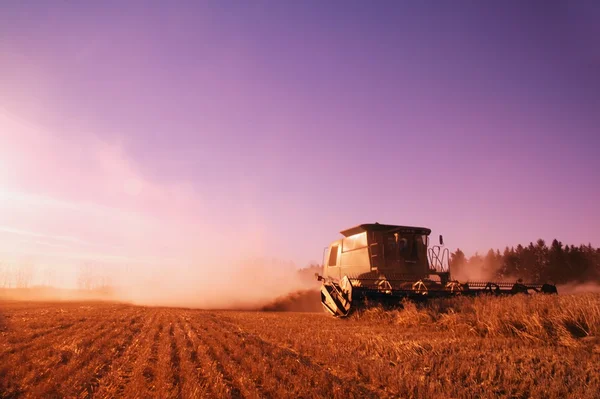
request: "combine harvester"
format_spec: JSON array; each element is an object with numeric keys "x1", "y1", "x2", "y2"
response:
[{"x1": 316, "y1": 223, "x2": 557, "y2": 316}]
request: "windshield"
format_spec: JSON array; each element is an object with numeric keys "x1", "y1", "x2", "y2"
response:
[{"x1": 385, "y1": 233, "x2": 428, "y2": 261}]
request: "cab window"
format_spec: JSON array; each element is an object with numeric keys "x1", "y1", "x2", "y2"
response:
[{"x1": 328, "y1": 245, "x2": 339, "y2": 266}]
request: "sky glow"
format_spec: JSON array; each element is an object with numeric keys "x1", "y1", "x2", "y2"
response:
[{"x1": 0, "y1": 1, "x2": 598, "y2": 288}]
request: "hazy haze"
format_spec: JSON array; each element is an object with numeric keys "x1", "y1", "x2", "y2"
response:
[{"x1": 0, "y1": 1, "x2": 598, "y2": 302}]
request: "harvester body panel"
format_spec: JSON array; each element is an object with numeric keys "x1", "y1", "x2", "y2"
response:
[{"x1": 322, "y1": 224, "x2": 433, "y2": 281}]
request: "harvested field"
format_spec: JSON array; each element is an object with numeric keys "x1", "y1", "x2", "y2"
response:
[{"x1": 1, "y1": 294, "x2": 599, "y2": 398}]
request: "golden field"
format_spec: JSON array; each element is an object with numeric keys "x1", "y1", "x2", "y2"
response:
[{"x1": 1, "y1": 293, "x2": 599, "y2": 398}]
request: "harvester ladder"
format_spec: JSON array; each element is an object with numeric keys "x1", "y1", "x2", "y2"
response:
[{"x1": 368, "y1": 242, "x2": 380, "y2": 270}]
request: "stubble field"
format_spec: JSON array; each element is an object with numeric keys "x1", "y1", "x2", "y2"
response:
[{"x1": 1, "y1": 293, "x2": 599, "y2": 399}]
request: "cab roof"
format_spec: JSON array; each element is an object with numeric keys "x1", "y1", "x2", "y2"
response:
[{"x1": 340, "y1": 223, "x2": 432, "y2": 237}]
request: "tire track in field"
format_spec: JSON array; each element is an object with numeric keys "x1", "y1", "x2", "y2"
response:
[
  {"x1": 0, "y1": 320, "x2": 78, "y2": 359},
  {"x1": 91, "y1": 310, "x2": 158, "y2": 398},
  {"x1": 7, "y1": 313, "x2": 119, "y2": 394},
  {"x1": 177, "y1": 317, "x2": 217, "y2": 398},
  {"x1": 71, "y1": 309, "x2": 147, "y2": 397},
  {"x1": 118, "y1": 310, "x2": 165, "y2": 398},
  {"x1": 224, "y1": 314, "x2": 425, "y2": 396},
  {"x1": 210, "y1": 314, "x2": 381, "y2": 399},
  {"x1": 194, "y1": 314, "x2": 282, "y2": 398},
  {"x1": 168, "y1": 319, "x2": 183, "y2": 399},
  {"x1": 25, "y1": 308, "x2": 144, "y2": 397},
  {"x1": 186, "y1": 315, "x2": 248, "y2": 399},
  {"x1": 192, "y1": 312, "x2": 319, "y2": 399},
  {"x1": 143, "y1": 313, "x2": 165, "y2": 393},
  {"x1": 0, "y1": 306, "x2": 129, "y2": 360},
  {"x1": 50, "y1": 309, "x2": 144, "y2": 396},
  {"x1": 200, "y1": 315, "x2": 313, "y2": 398},
  {"x1": 0, "y1": 305, "x2": 128, "y2": 358},
  {"x1": 183, "y1": 317, "x2": 247, "y2": 398},
  {"x1": 150, "y1": 311, "x2": 184, "y2": 398},
  {"x1": 79, "y1": 324, "x2": 141, "y2": 397}
]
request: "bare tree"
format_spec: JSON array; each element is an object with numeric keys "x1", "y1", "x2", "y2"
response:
[
  {"x1": 3, "y1": 264, "x2": 15, "y2": 288},
  {"x1": 42, "y1": 267, "x2": 56, "y2": 287},
  {"x1": 77, "y1": 263, "x2": 94, "y2": 290},
  {"x1": 0, "y1": 263, "x2": 8, "y2": 288},
  {"x1": 15, "y1": 263, "x2": 35, "y2": 288}
]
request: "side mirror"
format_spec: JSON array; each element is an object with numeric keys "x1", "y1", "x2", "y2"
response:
[{"x1": 439, "y1": 235, "x2": 444, "y2": 246}]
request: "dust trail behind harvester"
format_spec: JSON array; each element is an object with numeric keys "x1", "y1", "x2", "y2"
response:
[
  {"x1": 557, "y1": 282, "x2": 600, "y2": 294},
  {"x1": 260, "y1": 289, "x2": 322, "y2": 312},
  {"x1": 0, "y1": 114, "x2": 323, "y2": 310},
  {"x1": 103, "y1": 257, "x2": 320, "y2": 310},
  {"x1": 451, "y1": 254, "x2": 600, "y2": 295},
  {"x1": 0, "y1": 258, "x2": 323, "y2": 311}
]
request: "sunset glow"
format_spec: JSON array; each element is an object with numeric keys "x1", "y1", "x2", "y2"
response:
[{"x1": 0, "y1": 1, "x2": 598, "y2": 295}]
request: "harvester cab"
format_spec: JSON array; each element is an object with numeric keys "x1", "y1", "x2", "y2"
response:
[{"x1": 316, "y1": 223, "x2": 557, "y2": 317}]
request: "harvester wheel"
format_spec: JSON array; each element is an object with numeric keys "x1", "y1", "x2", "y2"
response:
[
  {"x1": 511, "y1": 282, "x2": 528, "y2": 295},
  {"x1": 446, "y1": 281, "x2": 463, "y2": 294},
  {"x1": 541, "y1": 283, "x2": 558, "y2": 294},
  {"x1": 484, "y1": 282, "x2": 500, "y2": 295},
  {"x1": 377, "y1": 280, "x2": 392, "y2": 294},
  {"x1": 412, "y1": 280, "x2": 428, "y2": 295}
]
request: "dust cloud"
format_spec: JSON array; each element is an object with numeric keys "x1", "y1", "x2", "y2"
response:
[
  {"x1": 450, "y1": 266, "x2": 496, "y2": 283},
  {"x1": 0, "y1": 110, "x2": 323, "y2": 311},
  {"x1": 260, "y1": 289, "x2": 322, "y2": 312},
  {"x1": 0, "y1": 258, "x2": 323, "y2": 310},
  {"x1": 449, "y1": 258, "x2": 499, "y2": 283},
  {"x1": 449, "y1": 250, "x2": 600, "y2": 295},
  {"x1": 556, "y1": 282, "x2": 600, "y2": 294},
  {"x1": 111, "y1": 258, "x2": 321, "y2": 310},
  {"x1": 0, "y1": 260, "x2": 323, "y2": 311}
]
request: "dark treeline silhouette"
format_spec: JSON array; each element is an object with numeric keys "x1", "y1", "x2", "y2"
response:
[{"x1": 451, "y1": 239, "x2": 600, "y2": 283}]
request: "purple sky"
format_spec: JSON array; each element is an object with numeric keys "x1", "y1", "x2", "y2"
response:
[{"x1": 0, "y1": 1, "x2": 599, "y2": 275}]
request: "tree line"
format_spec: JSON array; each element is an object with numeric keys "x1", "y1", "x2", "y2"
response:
[
  {"x1": 0, "y1": 263, "x2": 36, "y2": 288},
  {"x1": 0, "y1": 263, "x2": 113, "y2": 290},
  {"x1": 450, "y1": 239, "x2": 600, "y2": 283}
]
